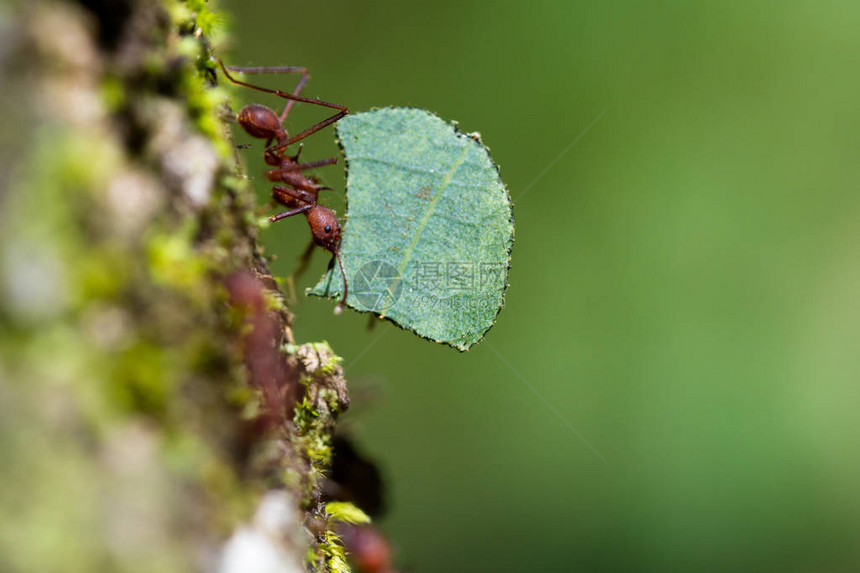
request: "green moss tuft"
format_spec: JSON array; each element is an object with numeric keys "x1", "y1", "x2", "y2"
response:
[
  {"x1": 325, "y1": 502, "x2": 372, "y2": 525},
  {"x1": 321, "y1": 530, "x2": 352, "y2": 573}
]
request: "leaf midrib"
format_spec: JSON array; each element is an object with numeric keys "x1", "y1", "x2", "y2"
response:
[{"x1": 378, "y1": 144, "x2": 470, "y2": 317}]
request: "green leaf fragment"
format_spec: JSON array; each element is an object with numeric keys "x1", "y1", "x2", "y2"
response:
[{"x1": 310, "y1": 107, "x2": 514, "y2": 351}]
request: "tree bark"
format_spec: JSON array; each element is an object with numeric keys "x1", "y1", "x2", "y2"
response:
[{"x1": 0, "y1": 1, "x2": 352, "y2": 571}]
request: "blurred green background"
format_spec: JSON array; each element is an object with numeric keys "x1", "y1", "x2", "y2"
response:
[{"x1": 222, "y1": 1, "x2": 860, "y2": 571}]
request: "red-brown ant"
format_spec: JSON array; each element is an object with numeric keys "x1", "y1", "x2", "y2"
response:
[{"x1": 219, "y1": 61, "x2": 349, "y2": 313}]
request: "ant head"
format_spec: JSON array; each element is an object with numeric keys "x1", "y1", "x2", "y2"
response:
[
  {"x1": 238, "y1": 103, "x2": 287, "y2": 143},
  {"x1": 307, "y1": 205, "x2": 341, "y2": 253}
]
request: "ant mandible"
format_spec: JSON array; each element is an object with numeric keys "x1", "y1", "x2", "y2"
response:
[{"x1": 218, "y1": 61, "x2": 350, "y2": 313}]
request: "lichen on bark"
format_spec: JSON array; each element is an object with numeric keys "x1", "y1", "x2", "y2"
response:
[{"x1": 0, "y1": 1, "x2": 357, "y2": 571}]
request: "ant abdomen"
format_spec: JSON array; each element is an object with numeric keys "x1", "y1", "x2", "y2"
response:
[{"x1": 238, "y1": 103, "x2": 286, "y2": 142}]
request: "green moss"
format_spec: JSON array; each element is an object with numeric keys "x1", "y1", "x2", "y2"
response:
[
  {"x1": 110, "y1": 341, "x2": 172, "y2": 417},
  {"x1": 165, "y1": 0, "x2": 234, "y2": 159},
  {"x1": 293, "y1": 396, "x2": 320, "y2": 435},
  {"x1": 179, "y1": 0, "x2": 229, "y2": 39},
  {"x1": 146, "y1": 225, "x2": 208, "y2": 293},
  {"x1": 325, "y1": 502, "x2": 371, "y2": 525},
  {"x1": 53, "y1": 131, "x2": 123, "y2": 192},
  {"x1": 263, "y1": 290, "x2": 288, "y2": 313},
  {"x1": 318, "y1": 353, "x2": 343, "y2": 377},
  {"x1": 100, "y1": 75, "x2": 126, "y2": 112},
  {"x1": 181, "y1": 69, "x2": 233, "y2": 158},
  {"x1": 321, "y1": 530, "x2": 351, "y2": 573},
  {"x1": 306, "y1": 529, "x2": 352, "y2": 573},
  {"x1": 75, "y1": 249, "x2": 129, "y2": 302},
  {"x1": 166, "y1": 0, "x2": 194, "y2": 27},
  {"x1": 305, "y1": 434, "x2": 331, "y2": 465}
]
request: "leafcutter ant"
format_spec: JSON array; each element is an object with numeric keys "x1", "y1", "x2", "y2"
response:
[{"x1": 219, "y1": 61, "x2": 350, "y2": 313}]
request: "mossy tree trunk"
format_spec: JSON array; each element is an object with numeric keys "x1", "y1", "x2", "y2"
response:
[{"x1": 0, "y1": 1, "x2": 354, "y2": 571}]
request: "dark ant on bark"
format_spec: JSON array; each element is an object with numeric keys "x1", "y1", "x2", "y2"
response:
[{"x1": 219, "y1": 61, "x2": 350, "y2": 313}]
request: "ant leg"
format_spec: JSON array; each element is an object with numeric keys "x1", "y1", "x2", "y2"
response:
[
  {"x1": 269, "y1": 203, "x2": 312, "y2": 223},
  {"x1": 225, "y1": 66, "x2": 307, "y2": 75},
  {"x1": 283, "y1": 238, "x2": 315, "y2": 303},
  {"x1": 269, "y1": 158, "x2": 337, "y2": 177},
  {"x1": 272, "y1": 185, "x2": 317, "y2": 206},
  {"x1": 280, "y1": 72, "x2": 308, "y2": 124},
  {"x1": 292, "y1": 239, "x2": 316, "y2": 281},
  {"x1": 290, "y1": 157, "x2": 337, "y2": 171},
  {"x1": 265, "y1": 108, "x2": 348, "y2": 156},
  {"x1": 220, "y1": 61, "x2": 346, "y2": 116}
]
